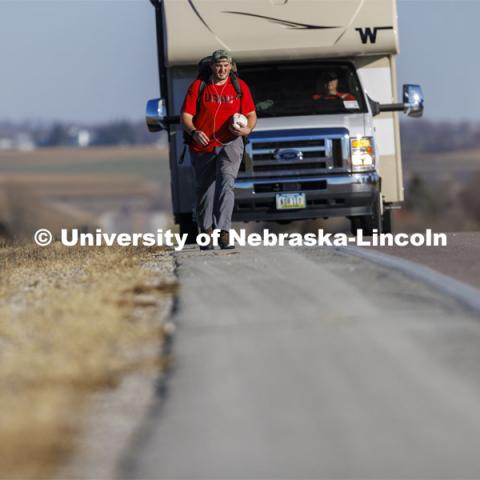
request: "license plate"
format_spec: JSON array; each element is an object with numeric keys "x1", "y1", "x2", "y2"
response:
[{"x1": 275, "y1": 192, "x2": 306, "y2": 210}]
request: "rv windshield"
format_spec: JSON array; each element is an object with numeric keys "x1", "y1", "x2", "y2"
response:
[{"x1": 239, "y1": 63, "x2": 367, "y2": 118}]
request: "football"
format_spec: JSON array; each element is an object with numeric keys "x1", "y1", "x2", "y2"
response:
[{"x1": 231, "y1": 113, "x2": 248, "y2": 130}]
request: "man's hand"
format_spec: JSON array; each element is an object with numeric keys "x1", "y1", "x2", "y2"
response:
[
  {"x1": 228, "y1": 124, "x2": 251, "y2": 137},
  {"x1": 192, "y1": 130, "x2": 210, "y2": 147},
  {"x1": 229, "y1": 110, "x2": 256, "y2": 137},
  {"x1": 181, "y1": 112, "x2": 210, "y2": 147}
]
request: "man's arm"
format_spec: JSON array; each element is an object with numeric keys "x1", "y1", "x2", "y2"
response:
[
  {"x1": 181, "y1": 112, "x2": 210, "y2": 147},
  {"x1": 229, "y1": 80, "x2": 257, "y2": 137},
  {"x1": 246, "y1": 110, "x2": 257, "y2": 132}
]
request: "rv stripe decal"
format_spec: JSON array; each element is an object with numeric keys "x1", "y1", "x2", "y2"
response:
[
  {"x1": 187, "y1": 0, "x2": 214, "y2": 33},
  {"x1": 222, "y1": 11, "x2": 340, "y2": 30},
  {"x1": 188, "y1": 0, "x2": 231, "y2": 50}
]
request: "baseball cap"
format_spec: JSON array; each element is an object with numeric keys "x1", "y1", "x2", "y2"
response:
[{"x1": 211, "y1": 49, "x2": 233, "y2": 64}]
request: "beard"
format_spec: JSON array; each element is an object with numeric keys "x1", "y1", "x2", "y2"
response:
[{"x1": 212, "y1": 72, "x2": 229, "y2": 83}]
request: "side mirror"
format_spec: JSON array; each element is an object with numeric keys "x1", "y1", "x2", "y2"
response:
[
  {"x1": 403, "y1": 84, "x2": 424, "y2": 118},
  {"x1": 376, "y1": 84, "x2": 425, "y2": 118},
  {"x1": 146, "y1": 98, "x2": 167, "y2": 132}
]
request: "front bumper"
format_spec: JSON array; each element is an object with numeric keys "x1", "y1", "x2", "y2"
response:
[{"x1": 232, "y1": 171, "x2": 380, "y2": 222}]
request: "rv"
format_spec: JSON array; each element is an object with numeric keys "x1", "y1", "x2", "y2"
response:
[{"x1": 146, "y1": 0, "x2": 424, "y2": 238}]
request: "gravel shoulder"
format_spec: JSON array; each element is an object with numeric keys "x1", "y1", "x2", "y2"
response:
[{"x1": 55, "y1": 249, "x2": 176, "y2": 480}]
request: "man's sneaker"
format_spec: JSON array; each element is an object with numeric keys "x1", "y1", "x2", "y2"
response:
[
  {"x1": 199, "y1": 227, "x2": 214, "y2": 251},
  {"x1": 219, "y1": 230, "x2": 235, "y2": 250}
]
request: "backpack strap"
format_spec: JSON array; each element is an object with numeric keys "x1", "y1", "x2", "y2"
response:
[
  {"x1": 230, "y1": 73, "x2": 242, "y2": 97},
  {"x1": 196, "y1": 80, "x2": 206, "y2": 114},
  {"x1": 183, "y1": 80, "x2": 206, "y2": 145},
  {"x1": 230, "y1": 73, "x2": 243, "y2": 111}
]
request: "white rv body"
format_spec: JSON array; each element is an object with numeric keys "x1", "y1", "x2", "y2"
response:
[
  {"x1": 163, "y1": 0, "x2": 399, "y2": 65},
  {"x1": 148, "y1": 0, "x2": 421, "y2": 235}
]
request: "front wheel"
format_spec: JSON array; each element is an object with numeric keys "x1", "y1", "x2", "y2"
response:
[
  {"x1": 382, "y1": 207, "x2": 393, "y2": 234},
  {"x1": 350, "y1": 192, "x2": 382, "y2": 236},
  {"x1": 349, "y1": 216, "x2": 362, "y2": 235}
]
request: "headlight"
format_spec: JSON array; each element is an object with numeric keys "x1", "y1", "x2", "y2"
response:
[{"x1": 351, "y1": 137, "x2": 376, "y2": 171}]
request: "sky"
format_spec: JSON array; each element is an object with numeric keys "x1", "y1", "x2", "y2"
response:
[{"x1": 0, "y1": 0, "x2": 479, "y2": 124}]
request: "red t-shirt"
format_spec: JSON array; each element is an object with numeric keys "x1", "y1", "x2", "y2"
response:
[{"x1": 182, "y1": 77, "x2": 256, "y2": 152}]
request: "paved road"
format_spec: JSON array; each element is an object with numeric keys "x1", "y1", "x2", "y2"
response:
[
  {"x1": 123, "y1": 246, "x2": 480, "y2": 479},
  {"x1": 372, "y1": 231, "x2": 480, "y2": 289}
]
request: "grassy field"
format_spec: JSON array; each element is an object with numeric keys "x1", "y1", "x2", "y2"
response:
[
  {"x1": 400, "y1": 148, "x2": 480, "y2": 232},
  {"x1": 0, "y1": 146, "x2": 170, "y2": 181},
  {"x1": 0, "y1": 146, "x2": 172, "y2": 238},
  {"x1": 403, "y1": 148, "x2": 480, "y2": 184},
  {"x1": 0, "y1": 243, "x2": 175, "y2": 479}
]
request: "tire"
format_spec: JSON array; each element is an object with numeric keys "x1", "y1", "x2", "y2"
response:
[
  {"x1": 382, "y1": 208, "x2": 393, "y2": 234},
  {"x1": 350, "y1": 192, "x2": 382, "y2": 236},
  {"x1": 178, "y1": 215, "x2": 198, "y2": 244},
  {"x1": 349, "y1": 216, "x2": 362, "y2": 235}
]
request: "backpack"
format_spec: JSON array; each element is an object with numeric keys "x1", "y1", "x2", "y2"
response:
[{"x1": 183, "y1": 55, "x2": 243, "y2": 146}]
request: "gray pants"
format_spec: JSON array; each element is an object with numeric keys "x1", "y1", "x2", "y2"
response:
[{"x1": 191, "y1": 137, "x2": 244, "y2": 232}]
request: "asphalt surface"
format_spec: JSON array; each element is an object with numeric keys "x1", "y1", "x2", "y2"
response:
[
  {"x1": 371, "y1": 232, "x2": 480, "y2": 290},
  {"x1": 123, "y1": 245, "x2": 480, "y2": 479}
]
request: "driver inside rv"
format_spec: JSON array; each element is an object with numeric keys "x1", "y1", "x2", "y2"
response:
[{"x1": 245, "y1": 63, "x2": 364, "y2": 116}]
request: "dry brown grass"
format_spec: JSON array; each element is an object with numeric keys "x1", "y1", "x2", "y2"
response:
[
  {"x1": 0, "y1": 145, "x2": 167, "y2": 167},
  {"x1": 0, "y1": 243, "x2": 175, "y2": 479}
]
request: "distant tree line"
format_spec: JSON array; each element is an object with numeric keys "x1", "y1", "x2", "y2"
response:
[
  {"x1": 40, "y1": 120, "x2": 159, "y2": 147},
  {"x1": 0, "y1": 120, "x2": 161, "y2": 148},
  {"x1": 400, "y1": 120, "x2": 480, "y2": 154}
]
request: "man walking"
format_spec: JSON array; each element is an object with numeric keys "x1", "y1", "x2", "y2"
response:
[{"x1": 181, "y1": 49, "x2": 257, "y2": 250}]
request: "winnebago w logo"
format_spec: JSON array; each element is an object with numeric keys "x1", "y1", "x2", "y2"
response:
[{"x1": 356, "y1": 26, "x2": 393, "y2": 44}]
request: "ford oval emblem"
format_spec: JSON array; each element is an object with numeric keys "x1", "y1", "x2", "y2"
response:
[{"x1": 274, "y1": 149, "x2": 303, "y2": 161}]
